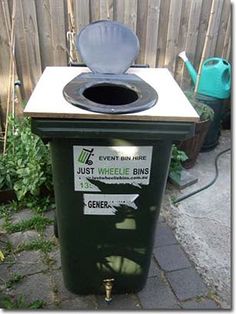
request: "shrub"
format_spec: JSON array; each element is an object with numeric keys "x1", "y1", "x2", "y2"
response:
[{"x1": 0, "y1": 116, "x2": 53, "y2": 201}]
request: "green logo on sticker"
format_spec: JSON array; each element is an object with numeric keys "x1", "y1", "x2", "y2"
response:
[{"x1": 78, "y1": 148, "x2": 94, "y2": 165}]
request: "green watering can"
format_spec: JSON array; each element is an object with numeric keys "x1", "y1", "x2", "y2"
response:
[{"x1": 178, "y1": 51, "x2": 231, "y2": 99}]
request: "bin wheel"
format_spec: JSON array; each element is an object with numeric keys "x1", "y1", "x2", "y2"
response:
[{"x1": 54, "y1": 215, "x2": 59, "y2": 238}]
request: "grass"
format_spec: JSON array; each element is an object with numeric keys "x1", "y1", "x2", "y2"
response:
[
  {"x1": 6, "y1": 273, "x2": 23, "y2": 289},
  {"x1": 4, "y1": 215, "x2": 53, "y2": 233},
  {"x1": 17, "y1": 238, "x2": 55, "y2": 253},
  {"x1": 1, "y1": 295, "x2": 45, "y2": 309}
]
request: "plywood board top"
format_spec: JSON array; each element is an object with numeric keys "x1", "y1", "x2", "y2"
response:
[{"x1": 24, "y1": 67, "x2": 199, "y2": 122}]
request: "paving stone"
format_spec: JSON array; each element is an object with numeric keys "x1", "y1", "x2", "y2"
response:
[
  {"x1": 154, "y1": 223, "x2": 177, "y2": 247},
  {"x1": 138, "y1": 276, "x2": 179, "y2": 309},
  {"x1": 181, "y1": 298, "x2": 219, "y2": 309},
  {"x1": 44, "y1": 210, "x2": 55, "y2": 221},
  {"x1": 154, "y1": 244, "x2": 191, "y2": 271},
  {"x1": 50, "y1": 270, "x2": 78, "y2": 301},
  {"x1": 169, "y1": 169, "x2": 198, "y2": 189},
  {"x1": 10, "y1": 209, "x2": 34, "y2": 225},
  {"x1": 58, "y1": 295, "x2": 97, "y2": 310},
  {"x1": 157, "y1": 215, "x2": 165, "y2": 223},
  {"x1": 0, "y1": 262, "x2": 11, "y2": 287},
  {"x1": 13, "y1": 272, "x2": 53, "y2": 305},
  {"x1": 44, "y1": 224, "x2": 54, "y2": 239},
  {"x1": 7, "y1": 230, "x2": 40, "y2": 248},
  {"x1": 9, "y1": 250, "x2": 47, "y2": 276},
  {"x1": 166, "y1": 268, "x2": 208, "y2": 301},
  {"x1": 97, "y1": 293, "x2": 141, "y2": 310},
  {"x1": 48, "y1": 249, "x2": 61, "y2": 269},
  {"x1": 148, "y1": 257, "x2": 161, "y2": 277}
]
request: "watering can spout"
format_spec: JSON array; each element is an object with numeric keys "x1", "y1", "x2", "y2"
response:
[{"x1": 178, "y1": 51, "x2": 197, "y2": 84}]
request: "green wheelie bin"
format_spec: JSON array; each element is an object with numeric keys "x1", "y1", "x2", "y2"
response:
[{"x1": 24, "y1": 21, "x2": 198, "y2": 301}]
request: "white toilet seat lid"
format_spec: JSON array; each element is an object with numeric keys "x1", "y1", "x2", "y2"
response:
[{"x1": 76, "y1": 20, "x2": 140, "y2": 74}]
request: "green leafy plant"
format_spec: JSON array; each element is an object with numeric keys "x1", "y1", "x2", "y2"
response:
[
  {"x1": 184, "y1": 90, "x2": 214, "y2": 121},
  {"x1": 2, "y1": 295, "x2": 45, "y2": 309},
  {"x1": 0, "y1": 116, "x2": 53, "y2": 201},
  {"x1": 169, "y1": 144, "x2": 188, "y2": 178}
]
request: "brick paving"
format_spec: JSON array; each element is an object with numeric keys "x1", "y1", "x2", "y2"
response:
[{"x1": 0, "y1": 207, "x2": 221, "y2": 310}]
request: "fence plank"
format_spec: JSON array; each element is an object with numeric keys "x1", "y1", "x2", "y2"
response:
[
  {"x1": 35, "y1": 0, "x2": 54, "y2": 69},
  {"x1": 215, "y1": 0, "x2": 231, "y2": 58},
  {"x1": 90, "y1": 0, "x2": 100, "y2": 21},
  {"x1": 113, "y1": 0, "x2": 125, "y2": 23},
  {"x1": 194, "y1": 0, "x2": 213, "y2": 68},
  {"x1": 136, "y1": 0, "x2": 148, "y2": 64},
  {"x1": 14, "y1": 0, "x2": 42, "y2": 99},
  {"x1": 0, "y1": 0, "x2": 11, "y2": 124},
  {"x1": 156, "y1": 0, "x2": 171, "y2": 67},
  {"x1": 203, "y1": 0, "x2": 224, "y2": 59},
  {"x1": 174, "y1": 0, "x2": 192, "y2": 86},
  {"x1": 164, "y1": 0, "x2": 183, "y2": 74},
  {"x1": 49, "y1": 0, "x2": 67, "y2": 65},
  {"x1": 222, "y1": 9, "x2": 231, "y2": 60},
  {"x1": 123, "y1": 0, "x2": 137, "y2": 33},
  {"x1": 179, "y1": 0, "x2": 203, "y2": 89},
  {"x1": 75, "y1": 0, "x2": 90, "y2": 30},
  {"x1": 144, "y1": 0, "x2": 161, "y2": 67},
  {"x1": 99, "y1": 0, "x2": 110, "y2": 19}
]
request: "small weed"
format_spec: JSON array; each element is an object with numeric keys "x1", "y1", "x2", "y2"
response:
[
  {"x1": 17, "y1": 239, "x2": 55, "y2": 253},
  {"x1": 4, "y1": 240, "x2": 14, "y2": 256},
  {"x1": 0, "y1": 204, "x2": 14, "y2": 219},
  {"x1": 5, "y1": 215, "x2": 53, "y2": 233},
  {"x1": 6, "y1": 273, "x2": 23, "y2": 288},
  {"x1": 43, "y1": 254, "x2": 56, "y2": 267},
  {"x1": 2, "y1": 295, "x2": 45, "y2": 309},
  {"x1": 28, "y1": 196, "x2": 55, "y2": 214},
  {"x1": 207, "y1": 290, "x2": 220, "y2": 303}
]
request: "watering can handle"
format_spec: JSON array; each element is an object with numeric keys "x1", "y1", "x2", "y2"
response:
[{"x1": 203, "y1": 57, "x2": 229, "y2": 66}]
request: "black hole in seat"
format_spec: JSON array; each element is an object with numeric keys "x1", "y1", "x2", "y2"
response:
[{"x1": 83, "y1": 84, "x2": 138, "y2": 105}]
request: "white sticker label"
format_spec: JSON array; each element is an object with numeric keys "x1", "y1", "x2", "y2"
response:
[
  {"x1": 83, "y1": 194, "x2": 139, "y2": 215},
  {"x1": 73, "y1": 146, "x2": 153, "y2": 191}
]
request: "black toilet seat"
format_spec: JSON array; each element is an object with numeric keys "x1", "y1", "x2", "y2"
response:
[
  {"x1": 63, "y1": 20, "x2": 158, "y2": 114},
  {"x1": 63, "y1": 73, "x2": 158, "y2": 114}
]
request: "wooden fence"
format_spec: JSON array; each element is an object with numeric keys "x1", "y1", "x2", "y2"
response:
[{"x1": 0, "y1": 0, "x2": 231, "y2": 124}]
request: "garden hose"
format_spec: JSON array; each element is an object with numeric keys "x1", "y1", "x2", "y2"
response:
[{"x1": 173, "y1": 148, "x2": 231, "y2": 204}]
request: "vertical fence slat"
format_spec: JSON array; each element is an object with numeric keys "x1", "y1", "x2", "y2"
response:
[
  {"x1": 99, "y1": 0, "x2": 109, "y2": 19},
  {"x1": 156, "y1": 0, "x2": 171, "y2": 67},
  {"x1": 144, "y1": 0, "x2": 161, "y2": 67},
  {"x1": 136, "y1": 0, "x2": 148, "y2": 64},
  {"x1": 215, "y1": 0, "x2": 231, "y2": 58},
  {"x1": 123, "y1": 0, "x2": 137, "y2": 33},
  {"x1": 75, "y1": 0, "x2": 90, "y2": 31},
  {"x1": 179, "y1": 0, "x2": 203, "y2": 88},
  {"x1": 35, "y1": 0, "x2": 54, "y2": 70},
  {"x1": 0, "y1": 0, "x2": 11, "y2": 124},
  {"x1": 14, "y1": 0, "x2": 42, "y2": 99},
  {"x1": 49, "y1": 0, "x2": 67, "y2": 65},
  {"x1": 90, "y1": 0, "x2": 100, "y2": 21},
  {"x1": 113, "y1": 0, "x2": 125, "y2": 23},
  {"x1": 202, "y1": 0, "x2": 224, "y2": 59},
  {"x1": 174, "y1": 0, "x2": 192, "y2": 85},
  {"x1": 222, "y1": 11, "x2": 231, "y2": 60},
  {"x1": 194, "y1": 0, "x2": 213, "y2": 68},
  {"x1": 164, "y1": 0, "x2": 183, "y2": 74}
]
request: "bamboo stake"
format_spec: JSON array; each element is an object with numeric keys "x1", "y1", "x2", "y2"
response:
[{"x1": 194, "y1": 0, "x2": 216, "y2": 96}]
